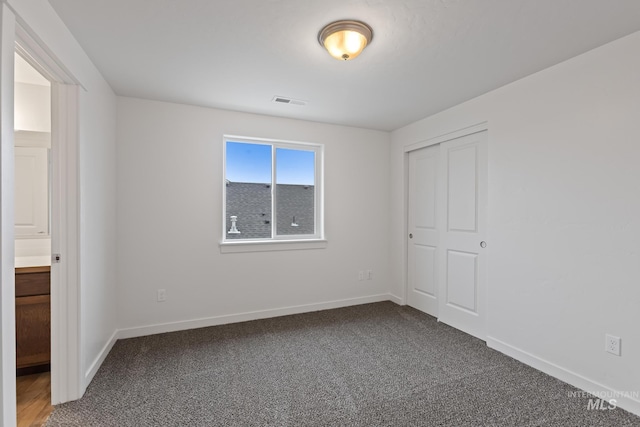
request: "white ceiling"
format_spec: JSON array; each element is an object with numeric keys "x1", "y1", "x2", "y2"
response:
[{"x1": 48, "y1": 0, "x2": 640, "y2": 131}]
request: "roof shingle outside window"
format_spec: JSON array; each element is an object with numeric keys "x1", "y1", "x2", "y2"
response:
[{"x1": 226, "y1": 182, "x2": 314, "y2": 239}]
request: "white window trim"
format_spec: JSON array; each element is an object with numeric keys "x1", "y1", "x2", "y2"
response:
[
  {"x1": 220, "y1": 239, "x2": 328, "y2": 254},
  {"x1": 220, "y1": 135, "x2": 325, "y2": 252}
]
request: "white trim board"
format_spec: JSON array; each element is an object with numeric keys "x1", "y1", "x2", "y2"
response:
[
  {"x1": 118, "y1": 294, "x2": 398, "y2": 339},
  {"x1": 84, "y1": 330, "x2": 118, "y2": 386},
  {"x1": 403, "y1": 121, "x2": 488, "y2": 153},
  {"x1": 487, "y1": 337, "x2": 640, "y2": 417},
  {"x1": 14, "y1": 16, "x2": 83, "y2": 88},
  {"x1": 0, "y1": 5, "x2": 18, "y2": 426},
  {"x1": 49, "y1": 82, "x2": 81, "y2": 403}
]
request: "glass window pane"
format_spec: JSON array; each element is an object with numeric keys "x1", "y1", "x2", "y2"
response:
[
  {"x1": 275, "y1": 148, "x2": 315, "y2": 236},
  {"x1": 225, "y1": 142, "x2": 272, "y2": 239}
]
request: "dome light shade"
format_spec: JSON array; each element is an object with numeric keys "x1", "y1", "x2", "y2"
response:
[{"x1": 318, "y1": 20, "x2": 373, "y2": 61}]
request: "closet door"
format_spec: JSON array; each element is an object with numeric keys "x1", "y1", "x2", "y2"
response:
[
  {"x1": 437, "y1": 130, "x2": 488, "y2": 340},
  {"x1": 407, "y1": 144, "x2": 439, "y2": 316}
]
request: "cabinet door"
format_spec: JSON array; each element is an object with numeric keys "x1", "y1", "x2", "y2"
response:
[
  {"x1": 15, "y1": 146, "x2": 49, "y2": 237},
  {"x1": 16, "y1": 295, "x2": 51, "y2": 368}
]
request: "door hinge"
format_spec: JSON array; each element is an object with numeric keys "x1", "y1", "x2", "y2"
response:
[{"x1": 52, "y1": 253, "x2": 61, "y2": 264}]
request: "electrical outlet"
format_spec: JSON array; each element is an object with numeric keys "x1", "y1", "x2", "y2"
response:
[
  {"x1": 367, "y1": 270, "x2": 373, "y2": 280},
  {"x1": 605, "y1": 334, "x2": 621, "y2": 356},
  {"x1": 157, "y1": 289, "x2": 166, "y2": 302},
  {"x1": 358, "y1": 271, "x2": 365, "y2": 281}
]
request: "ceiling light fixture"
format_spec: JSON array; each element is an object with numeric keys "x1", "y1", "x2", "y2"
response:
[{"x1": 318, "y1": 20, "x2": 373, "y2": 61}]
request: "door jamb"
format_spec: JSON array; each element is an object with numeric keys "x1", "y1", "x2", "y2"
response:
[{"x1": 49, "y1": 82, "x2": 81, "y2": 404}]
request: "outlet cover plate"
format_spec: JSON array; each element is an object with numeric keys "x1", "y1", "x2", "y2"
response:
[{"x1": 605, "y1": 334, "x2": 621, "y2": 356}]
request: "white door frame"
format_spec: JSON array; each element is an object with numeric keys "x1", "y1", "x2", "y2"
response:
[
  {"x1": 403, "y1": 122, "x2": 488, "y2": 307},
  {"x1": 1, "y1": 7, "x2": 82, "y2": 424},
  {"x1": 49, "y1": 80, "x2": 81, "y2": 404},
  {"x1": 16, "y1": 16, "x2": 83, "y2": 405},
  {"x1": 0, "y1": 5, "x2": 18, "y2": 426}
]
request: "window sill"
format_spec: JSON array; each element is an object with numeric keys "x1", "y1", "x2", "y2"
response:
[{"x1": 219, "y1": 239, "x2": 328, "y2": 254}]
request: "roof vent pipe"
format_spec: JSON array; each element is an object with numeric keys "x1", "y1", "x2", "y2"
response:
[{"x1": 228, "y1": 216, "x2": 241, "y2": 234}]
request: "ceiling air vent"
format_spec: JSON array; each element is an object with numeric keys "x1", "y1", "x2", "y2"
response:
[{"x1": 272, "y1": 96, "x2": 307, "y2": 106}]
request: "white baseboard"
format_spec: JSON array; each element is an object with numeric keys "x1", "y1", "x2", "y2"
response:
[
  {"x1": 84, "y1": 329, "x2": 118, "y2": 389},
  {"x1": 117, "y1": 293, "x2": 397, "y2": 340},
  {"x1": 387, "y1": 293, "x2": 403, "y2": 305},
  {"x1": 487, "y1": 336, "x2": 640, "y2": 417}
]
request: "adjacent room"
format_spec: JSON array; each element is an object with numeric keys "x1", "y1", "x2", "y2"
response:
[{"x1": 0, "y1": 1, "x2": 639, "y2": 426}]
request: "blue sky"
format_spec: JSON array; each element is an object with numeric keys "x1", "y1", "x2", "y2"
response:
[{"x1": 226, "y1": 142, "x2": 315, "y2": 185}]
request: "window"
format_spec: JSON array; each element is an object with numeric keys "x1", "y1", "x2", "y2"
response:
[{"x1": 222, "y1": 136, "x2": 323, "y2": 246}]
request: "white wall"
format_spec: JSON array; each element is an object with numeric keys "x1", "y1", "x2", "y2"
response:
[
  {"x1": 116, "y1": 97, "x2": 391, "y2": 334},
  {"x1": 391, "y1": 31, "x2": 640, "y2": 414},
  {"x1": 6, "y1": 0, "x2": 118, "y2": 395},
  {"x1": 77, "y1": 68, "x2": 117, "y2": 387},
  {"x1": 14, "y1": 82, "x2": 49, "y2": 132}
]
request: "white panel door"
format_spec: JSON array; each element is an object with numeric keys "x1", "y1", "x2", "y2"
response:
[
  {"x1": 407, "y1": 144, "x2": 439, "y2": 316},
  {"x1": 438, "y1": 131, "x2": 488, "y2": 340}
]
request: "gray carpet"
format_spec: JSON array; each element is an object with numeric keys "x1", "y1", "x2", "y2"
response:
[{"x1": 46, "y1": 302, "x2": 640, "y2": 426}]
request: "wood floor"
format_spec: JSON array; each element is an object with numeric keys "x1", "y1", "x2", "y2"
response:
[{"x1": 17, "y1": 372, "x2": 53, "y2": 427}]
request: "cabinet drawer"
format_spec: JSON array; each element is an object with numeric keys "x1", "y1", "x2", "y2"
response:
[{"x1": 15, "y1": 266, "x2": 50, "y2": 297}]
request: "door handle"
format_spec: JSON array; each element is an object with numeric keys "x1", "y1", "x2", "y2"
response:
[
  {"x1": 409, "y1": 233, "x2": 413, "y2": 239},
  {"x1": 480, "y1": 241, "x2": 487, "y2": 248}
]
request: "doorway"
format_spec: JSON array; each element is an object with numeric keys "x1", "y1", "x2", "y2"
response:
[
  {"x1": 406, "y1": 129, "x2": 488, "y2": 340},
  {"x1": 14, "y1": 51, "x2": 54, "y2": 426},
  {"x1": 0, "y1": 13, "x2": 82, "y2": 425},
  {"x1": 13, "y1": 33, "x2": 82, "y2": 405}
]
